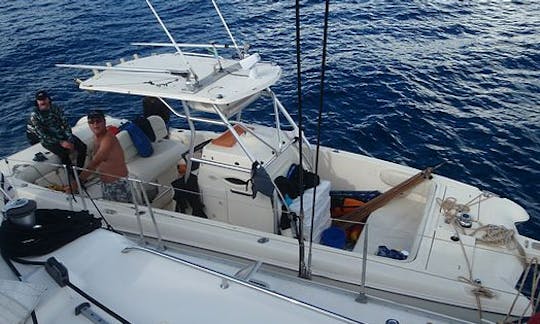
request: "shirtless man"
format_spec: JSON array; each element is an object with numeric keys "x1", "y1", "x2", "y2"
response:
[{"x1": 79, "y1": 110, "x2": 132, "y2": 203}]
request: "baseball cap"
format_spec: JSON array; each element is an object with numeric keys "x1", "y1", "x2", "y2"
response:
[
  {"x1": 35, "y1": 90, "x2": 49, "y2": 100},
  {"x1": 87, "y1": 109, "x2": 105, "y2": 120}
]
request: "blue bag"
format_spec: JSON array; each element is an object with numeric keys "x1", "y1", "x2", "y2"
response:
[{"x1": 120, "y1": 122, "x2": 153, "y2": 157}]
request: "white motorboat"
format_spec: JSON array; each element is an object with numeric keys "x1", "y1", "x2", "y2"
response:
[
  {"x1": 0, "y1": 199, "x2": 470, "y2": 323},
  {"x1": 1, "y1": 1, "x2": 539, "y2": 323}
]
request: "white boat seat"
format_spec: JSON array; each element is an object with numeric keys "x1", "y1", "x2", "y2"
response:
[
  {"x1": 117, "y1": 131, "x2": 139, "y2": 162},
  {"x1": 126, "y1": 139, "x2": 185, "y2": 182},
  {"x1": 9, "y1": 127, "x2": 95, "y2": 184},
  {"x1": 147, "y1": 115, "x2": 168, "y2": 141},
  {"x1": 116, "y1": 116, "x2": 185, "y2": 183}
]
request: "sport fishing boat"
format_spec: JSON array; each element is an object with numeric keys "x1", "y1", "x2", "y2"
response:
[
  {"x1": 1, "y1": 198, "x2": 464, "y2": 323},
  {"x1": 1, "y1": 1, "x2": 539, "y2": 323}
]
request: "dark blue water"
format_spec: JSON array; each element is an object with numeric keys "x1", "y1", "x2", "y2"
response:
[{"x1": 1, "y1": 1, "x2": 538, "y2": 236}]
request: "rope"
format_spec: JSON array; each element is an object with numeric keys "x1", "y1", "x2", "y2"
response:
[
  {"x1": 438, "y1": 195, "x2": 527, "y2": 263},
  {"x1": 1, "y1": 252, "x2": 39, "y2": 324},
  {"x1": 436, "y1": 195, "x2": 495, "y2": 322},
  {"x1": 506, "y1": 259, "x2": 533, "y2": 322},
  {"x1": 471, "y1": 225, "x2": 525, "y2": 257},
  {"x1": 525, "y1": 262, "x2": 540, "y2": 320},
  {"x1": 437, "y1": 194, "x2": 538, "y2": 322}
]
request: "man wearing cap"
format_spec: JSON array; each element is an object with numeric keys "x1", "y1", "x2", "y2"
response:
[
  {"x1": 30, "y1": 90, "x2": 87, "y2": 179},
  {"x1": 79, "y1": 110, "x2": 132, "y2": 203}
]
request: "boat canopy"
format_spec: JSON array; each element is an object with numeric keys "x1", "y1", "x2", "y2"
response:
[{"x1": 59, "y1": 52, "x2": 281, "y2": 117}]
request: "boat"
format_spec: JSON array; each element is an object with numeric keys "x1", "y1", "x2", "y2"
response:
[
  {"x1": 1, "y1": 1, "x2": 539, "y2": 322},
  {"x1": 0, "y1": 197, "x2": 472, "y2": 323}
]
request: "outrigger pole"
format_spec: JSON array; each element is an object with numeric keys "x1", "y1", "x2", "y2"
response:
[
  {"x1": 55, "y1": 64, "x2": 189, "y2": 77},
  {"x1": 211, "y1": 0, "x2": 242, "y2": 58},
  {"x1": 131, "y1": 42, "x2": 242, "y2": 50},
  {"x1": 145, "y1": 0, "x2": 199, "y2": 85}
]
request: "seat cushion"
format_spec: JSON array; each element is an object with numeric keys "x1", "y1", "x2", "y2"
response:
[
  {"x1": 126, "y1": 138, "x2": 186, "y2": 182},
  {"x1": 147, "y1": 115, "x2": 168, "y2": 140}
]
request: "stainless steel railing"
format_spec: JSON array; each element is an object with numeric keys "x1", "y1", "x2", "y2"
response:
[{"x1": 4, "y1": 156, "x2": 381, "y2": 305}]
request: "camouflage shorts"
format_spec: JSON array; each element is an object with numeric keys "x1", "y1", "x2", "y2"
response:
[{"x1": 101, "y1": 178, "x2": 132, "y2": 203}]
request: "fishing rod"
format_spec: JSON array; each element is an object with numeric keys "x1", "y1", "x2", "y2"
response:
[
  {"x1": 72, "y1": 166, "x2": 118, "y2": 233},
  {"x1": 56, "y1": 63, "x2": 190, "y2": 77},
  {"x1": 308, "y1": 0, "x2": 331, "y2": 274},
  {"x1": 80, "y1": 184, "x2": 118, "y2": 233},
  {"x1": 294, "y1": 0, "x2": 309, "y2": 279},
  {"x1": 211, "y1": 0, "x2": 242, "y2": 58}
]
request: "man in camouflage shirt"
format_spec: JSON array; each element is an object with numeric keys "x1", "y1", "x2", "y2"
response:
[{"x1": 30, "y1": 90, "x2": 87, "y2": 180}]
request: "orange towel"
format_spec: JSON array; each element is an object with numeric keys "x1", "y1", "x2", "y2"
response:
[{"x1": 211, "y1": 124, "x2": 246, "y2": 147}]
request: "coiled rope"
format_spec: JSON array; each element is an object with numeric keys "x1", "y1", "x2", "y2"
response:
[
  {"x1": 437, "y1": 193, "x2": 535, "y2": 322},
  {"x1": 437, "y1": 194, "x2": 526, "y2": 262},
  {"x1": 437, "y1": 194, "x2": 494, "y2": 322}
]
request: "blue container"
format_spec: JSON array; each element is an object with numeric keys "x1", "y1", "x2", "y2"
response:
[{"x1": 321, "y1": 227, "x2": 346, "y2": 249}]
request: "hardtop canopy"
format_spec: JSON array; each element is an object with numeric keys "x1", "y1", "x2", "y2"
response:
[{"x1": 61, "y1": 52, "x2": 281, "y2": 117}]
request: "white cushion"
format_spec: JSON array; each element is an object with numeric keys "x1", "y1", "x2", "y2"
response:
[
  {"x1": 127, "y1": 139, "x2": 185, "y2": 182},
  {"x1": 116, "y1": 130, "x2": 138, "y2": 162},
  {"x1": 147, "y1": 115, "x2": 168, "y2": 140}
]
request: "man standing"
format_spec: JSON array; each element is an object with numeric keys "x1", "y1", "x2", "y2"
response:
[
  {"x1": 30, "y1": 90, "x2": 87, "y2": 178},
  {"x1": 79, "y1": 110, "x2": 132, "y2": 203}
]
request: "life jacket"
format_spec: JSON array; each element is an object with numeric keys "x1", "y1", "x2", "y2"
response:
[{"x1": 331, "y1": 198, "x2": 366, "y2": 218}]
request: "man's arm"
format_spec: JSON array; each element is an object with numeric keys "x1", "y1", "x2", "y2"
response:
[{"x1": 79, "y1": 135, "x2": 113, "y2": 181}]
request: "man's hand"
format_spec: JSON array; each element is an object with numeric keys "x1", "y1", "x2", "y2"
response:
[
  {"x1": 60, "y1": 140, "x2": 74, "y2": 150},
  {"x1": 63, "y1": 182, "x2": 78, "y2": 194}
]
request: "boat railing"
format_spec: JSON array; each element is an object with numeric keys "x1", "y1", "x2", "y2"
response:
[
  {"x1": 2, "y1": 155, "x2": 295, "y2": 228},
  {"x1": 4, "y1": 157, "x2": 424, "y2": 261},
  {"x1": 1, "y1": 157, "x2": 437, "y2": 314},
  {"x1": 157, "y1": 89, "x2": 314, "y2": 172},
  {"x1": 121, "y1": 245, "x2": 357, "y2": 323},
  {"x1": 4, "y1": 157, "x2": 288, "y2": 251}
]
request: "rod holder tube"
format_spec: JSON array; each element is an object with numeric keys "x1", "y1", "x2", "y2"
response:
[
  {"x1": 356, "y1": 223, "x2": 368, "y2": 303},
  {"x1": 130, "y1": 180, "x2": 145, "y2": 244},
  {"x1": 72, "y1": 167, "x2": 87, "y2": 210},
  {"x1": 63, "y1": 165, "x2": 74, "y2": 211},
  {"x1": 138, "y1": 181, "x2": 165, "y2": 251}
]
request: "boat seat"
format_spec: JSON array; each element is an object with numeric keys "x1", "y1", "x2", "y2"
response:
[
  {"x1": 9, "y1": 127, "x2": 95, "y2": 184},
  {"x1": 147, "y1": 115, "x2": 168, "y2": 141},
  {"x1": 11, "y1": 116, "x2": 125, "y2": 184},
  {"x1": 115, "y1": 116, "x2": 185, "y2": 208},
  {"x1": 116, "y1": 116, "x2": 185, "y2": 182}
]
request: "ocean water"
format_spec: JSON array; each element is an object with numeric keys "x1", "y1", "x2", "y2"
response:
[{"x1": 0, "y1": 1, "x2": 538, "y2": 236}]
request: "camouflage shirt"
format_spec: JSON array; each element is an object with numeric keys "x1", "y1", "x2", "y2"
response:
[{"x1": 30, "y1": 104, "x2": 73, "y2": 148}]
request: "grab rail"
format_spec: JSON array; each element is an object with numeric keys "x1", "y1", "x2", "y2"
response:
[{"x1": 122, "y1": 245, "x2": 357, "y2": 323}]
